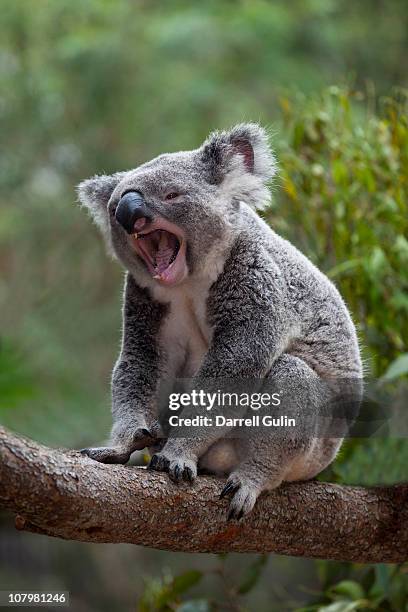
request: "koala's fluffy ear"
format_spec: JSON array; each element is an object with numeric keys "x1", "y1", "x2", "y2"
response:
[
  {"x1": 200, "y1": 123, "x2": 276, "y2": 209},
  {"x1": 77, "y1": 171, "x2": 126, "y2": 235}
]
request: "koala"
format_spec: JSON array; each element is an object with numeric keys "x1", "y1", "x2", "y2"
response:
[{"x1": 78, "y1": 123, "x2": 362, "y2": 520}]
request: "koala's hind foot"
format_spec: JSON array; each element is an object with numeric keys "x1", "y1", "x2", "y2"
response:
[
  {"x1": 80, "y1": 426, "x2": 155, "y2": 464},
  {"x1": 220, "y1": 473, "x2": 261, "y2": 520},
  {"x1": 219, "y1": 435, "x2": 289, "y2": 520},
  {"x1": 220, "y1": 464, "x2": 286, "y2": 521}
]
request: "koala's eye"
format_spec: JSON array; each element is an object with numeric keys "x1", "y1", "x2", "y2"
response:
[{"x1": 164, "y1": 192, "x2": 180, "y2": 201}]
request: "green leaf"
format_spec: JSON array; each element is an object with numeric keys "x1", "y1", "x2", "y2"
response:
[
  {"x1": 381, "y1": 353, "x2": 408, "y2": 382},
  {"x1": 237, "y1": 554, "x2": 268, "y2": 594},
  {"x1": 139, "y1": 571, "x2": 202, "y2": 611},
  {"x1": 326, "y1": 258, "x2": 363, "y2": 279},
  {"x1": 367, "y1": 246, "x2": 388, "y2": 276},
  {"x1": 328, "y1": 580, "x2": 365, "y2": 601},
  {"x1": 171, "y1": 571, "x2": 203, "y2": 596},
  {"x1": 370, "y1": 564, "x2": 392, "y2": 599}
]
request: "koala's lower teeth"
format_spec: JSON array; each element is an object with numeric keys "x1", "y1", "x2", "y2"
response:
[{"x1": 132, "y1": 227, "x2": 181, "y2": 278}]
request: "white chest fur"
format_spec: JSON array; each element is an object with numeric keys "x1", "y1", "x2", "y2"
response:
[{"x1": 152, "y1": 281, "x2": 213, "y2": 377}]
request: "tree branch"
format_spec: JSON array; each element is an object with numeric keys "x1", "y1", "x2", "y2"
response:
[{"x1": 0, "y1": 426, "x2": 407, "y2": 563}]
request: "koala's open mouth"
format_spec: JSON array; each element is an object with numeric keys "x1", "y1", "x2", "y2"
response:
[{"x1": 131, "y1": 221, "x2": 187, "y2": 286}]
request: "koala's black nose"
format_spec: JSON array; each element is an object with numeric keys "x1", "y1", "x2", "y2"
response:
[{"x1": 115, "y1": 191, "x2": 153, "y2": 234}]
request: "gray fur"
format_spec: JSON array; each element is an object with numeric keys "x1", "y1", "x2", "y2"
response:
[{"x1": 78, "y1": 123, "x2": 362, "y2": 519}]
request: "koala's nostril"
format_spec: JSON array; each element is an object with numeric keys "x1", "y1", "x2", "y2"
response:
[{"x1": 115, "y1": 191, "x2": 153, "y2": 234}]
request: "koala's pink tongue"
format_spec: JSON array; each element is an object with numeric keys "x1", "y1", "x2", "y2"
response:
[{"x1": 154, "y1": 231, "x2": 177, "y2": 275}]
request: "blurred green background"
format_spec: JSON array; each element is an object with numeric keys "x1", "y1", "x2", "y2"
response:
[{"x1": 0, "y1": 1, "x2": 407, "y2": 610}]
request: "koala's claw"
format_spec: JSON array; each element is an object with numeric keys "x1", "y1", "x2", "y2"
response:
[
  {"x1": 184, "y1": 466, "x2": 195, "y2": 483},
  {"x1": 80, "y1": 446, "x2": 131, "y2": 464},
  {"x1": 220, "y1": 475, "x2": 259, "y2": 521},
  {"x1": 227, "y1": 506, "x2": 245, "y2": 521},
  {"x1": 168, "y1": 459, "x2": 197, "y2": 483},
  {"x1": 220, "y1": 481, "x2": 240, "y2": 499},
  {"x1": 148, "y1": 453, "x2": 169, "y2": 472},
  {"x1": 172, "y1": 465, "x2": 183, "y2": 481}
]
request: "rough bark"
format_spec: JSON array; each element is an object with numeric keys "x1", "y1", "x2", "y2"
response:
[{"x1": 0, "y1": 426, "x2": 407, "y2": 563}]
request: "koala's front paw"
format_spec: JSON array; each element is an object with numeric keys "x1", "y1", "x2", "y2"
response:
[
  {"x1": 168, "y1": 457, "x2": 197, "y2": 483},
  {"x1": 80, "y1": 446, "x2": 131, "y2": 464},
  {"x1": 149, "y1": 452, "x2": 197, "y2": 483},
  {"x1": 220, "y1": 474, "x2": 259, "y2": 520}
]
